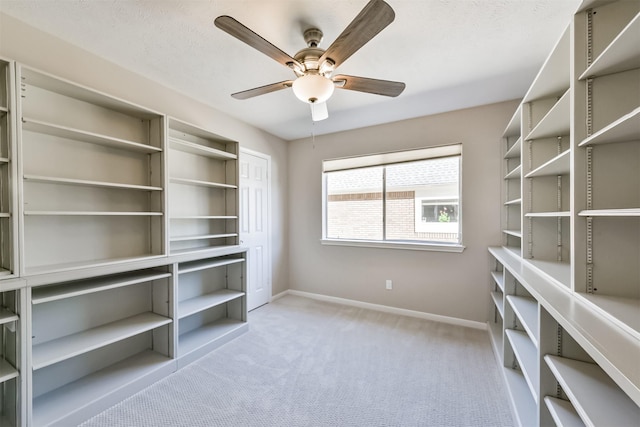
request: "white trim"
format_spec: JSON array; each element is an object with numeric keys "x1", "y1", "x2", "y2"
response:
[
  {"x1": 283, "y1": 289, "x2": 486, "y2": 330},
  {"x1": 270, "y1": 290, "x2": 289, "y2": 302},
  {"x1": 321, "y1": 238, "x2": 465, "y2": 253},
  {"x1": 323, "y1": 143, "x2": 462, "y2": 172},
  {"x1": 239, "y1": 147, "x2": 273, "y2": 311}
]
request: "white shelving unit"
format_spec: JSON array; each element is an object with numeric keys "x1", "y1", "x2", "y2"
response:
[
  {"x1": 0, "y1": 58, "x2": 17, "y2": 279},
  {"x1": 0, "y1": 279, "x2": 24, "y2": 427},
  {"x1": 0, "y1": 57, "x2": 253, "y2": 426},
  {"x1": 29, "y1": 267, "x2": 174, "y2": 426},
  {"x1": 490, "y1": 3, "x2": 640, "y2": 422},
  {"x1": 175, "y1": 254, "x2": 247, "y2": 368},
  {"x1": 545, "y1": 355, "x2": 640, "y2": 426},
  {"x1": 521, "y1": 24, "x2": 572, "y2": 290},
  {"x1": 16, "y1": 65, "x2": 165, "y2": 276},
  {"x1": 572, "y1": 0, "x2": 640, "y2": 341},
  {"x1": 501, "y1": 106, "x2": 523, "y2": 255},
  {"x1": 168, "y1": 118, "x2": 239, "y2": 255}
]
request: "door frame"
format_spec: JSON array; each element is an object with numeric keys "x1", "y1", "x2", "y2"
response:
[{"x1": 239, "y1": 147, "x2": 273, "y2": 308}]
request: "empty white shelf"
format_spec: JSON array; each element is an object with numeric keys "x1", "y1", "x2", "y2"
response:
[
  {"x1": 503, "y1": 367, "x2": 537, "y2": 426},
  {"x1": 24, "y1": 211, "x2": 163, "y2": 216},
  {"x1": 505, "y1": 137, "x2": 522, "y2": 159},
  {"x1": 169, "y1": 137, "x2": 237, "y2": 160},
  {"x1": 544, "y1": 396, "x2": 585, "y2": 427},
  {"x1": 525, "y1": 90, "x2": 571, "y2": 140},
  {"x1": 578, "y1": 107, "x2": 640, "y2": 146},
  {"x1": 0, "y1": 157, "x2": 8, "y2": 163},
  {"x1": 504, "y1": 165, "x2": 522, "y2": 180},
  {"x1": 579, "y1": 208, "x2": 640, "y2": 217},
  {"x1": 523, "y1": 26, "x2": 570, "y2": 102},
  {"x1": 24, "y1": 254, "x2": 164, "y2": 276},
  {"x1": 505, "y1": 198, "x2": 522, "y2": 206},
  {"x1": 503, "y1": 229, "x2": 523, "y2": 238},
  {"x1": 32, "y1": 349, "x2": 173, "y2": 427},
  {"x1": 179, "y1": 318, "x2": 245, "y2": 356},
  {"x1": 32, "y1": 271, "x2": 172, "y2": 305},
  {"x1": 23, "y1": 174, "x2": 162, "y2": 191},
  {"x1": 170, "y1": 233, "x2": 237, "y2": 242},
  {"x1": 170, "y1": 177, "x2": 237, "y2": 189},
  {"x1": 178, "y1": 257, "x2": 244, "y2": 274},
  {"x1": 179, "y1": 290, "x2": 245, "y2": 319},
  {"x1": 526, "y1": 259, "x2": 571, "y2": 289},
  {"x1": 0, "y1": 358, "x2": 19, "y2": 384},
  {"x1": 506, "y1": 329, "x2": 539, "y2": 403},
  {"x1": 525, "y1": 149, "x2": 570, "y2": 178},
  {"x1": 525, "y1": 211, "x2": 571, "y2": 217},
  {"x1": 0, "y1": 308, "x2": 18, "y2": 325},
  {"x1": 507, "y1": 295, "x2": 539, "y2": 346},
  {"x1": 32, "y1": 312, "x2": 172, "y2": 370},
  {"x1": 0, "y1": 106, "x2": 7, "y2": 114},
  {"x1": 545, "y1": 355, "x2": 640, "y2": 427},
  {"x1": 491, "y1": 291, "x2": 504, "y2": 318},
  {"x1": 171, "y1": 215, "x2": 238, "y2": 220},
  {"x1": 22, "y1": 117, "x2": 161, "y2": 153},
  {"x1": 491, "y1": 270, "x2": 505, "y2": 291},
  {"x1": 503, "y1": 105, "x2": 522, "y2": 137},
  {"x1": 576, "y1": 293, "x2": 640, "y2": 339},
  {"x1": 580, "y1": 13, "x2": 640, "y2": 79},
  {"x1": 0, "y1": 212, "x2": 9, "y2": 218}
]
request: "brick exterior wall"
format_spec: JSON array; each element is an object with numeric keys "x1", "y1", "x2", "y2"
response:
[{"x1": 327, "y1": 191, "x2": 458, "y2": 242}]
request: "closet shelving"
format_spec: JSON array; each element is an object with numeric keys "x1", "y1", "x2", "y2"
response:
[
  {"x1": 167, "y1": 118, "x2": 239, "y2": 255},
  {"x1": 0, "y1": 280, "x2": 24, "y2": 427},
  {"x1": 572, "y1": 0, "x2": 640, "y2": 341},
  {"x1": 176, "y1": 254, "x2": 246, "y2": 367},
  {"x1": 0, "y1": 58, "x2": 17, "y2": 279},
  {"x1": 501, "y1": 105, "x2": 523, "y2": 255},
  {"x1": 29, "y1": 267, "x2": 174, "y2": 427},
  {"x1": 521, "y1": 25, "x2": 572, "y2": 289},
  {"x1": 16, "y1": 65, "x2": 165, "y2": 276},
  {"x1": 489, "y1": 246, "x2": 640, "y2": 426},
  {"x1": 489, "y1": 261, "x2": 505, "y2": 359},
  {"x1": 545, "y1": 355, "x2": 640, "y2": 426},
  {"x1": 490, "y1": 3, "x2": 640, "y2": 420},
  {"x1": 0, "y1": 58, "x2": 253, "y2": 425}
]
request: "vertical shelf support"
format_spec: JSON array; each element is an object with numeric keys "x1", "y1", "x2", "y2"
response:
[{"x1": 585, "y1": 146, "x2": 594, "y2": 294}]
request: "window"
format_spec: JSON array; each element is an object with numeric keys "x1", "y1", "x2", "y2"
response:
[{"x1": 322, "y1": 144, "x2": 462, "y2": 251}]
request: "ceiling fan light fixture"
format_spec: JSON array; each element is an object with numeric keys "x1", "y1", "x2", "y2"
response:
[{"x1": 292, "y1": 74, "x2": 335, "y2": 104}]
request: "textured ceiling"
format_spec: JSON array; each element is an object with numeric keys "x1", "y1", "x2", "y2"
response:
[{"x1": 0, "y1": 0, "x2": 581, "y2": 141}]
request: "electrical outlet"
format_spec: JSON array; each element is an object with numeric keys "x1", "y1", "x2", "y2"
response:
[{"x1": 386, "y1": 279, "x2": 393, "y2": 290}]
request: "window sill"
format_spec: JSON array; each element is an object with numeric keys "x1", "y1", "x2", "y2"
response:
[{"x1": 320, "y1": 239, "x2": 465, "y2": 253}]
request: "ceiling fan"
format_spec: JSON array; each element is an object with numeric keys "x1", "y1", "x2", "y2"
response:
[{"x1": 214, "y1": 0, "x2": 405, "y2": 121}]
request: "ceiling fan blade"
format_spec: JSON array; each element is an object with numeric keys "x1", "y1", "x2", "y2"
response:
[
  {"x1": 319, "y1": 0, "x2": 395, "y2": 69},
  {"x1": 310, "y1": 102, "x2": 329, "y2": 121},
  {"x1": 231, "y1": 81, "x2": 294, "y2": 100},
  {"x1": 215, "y1": 16, "x2": 303, "y2": 70},
  {"x1": 333, "y1": 75, "x2": 405, "y2": 97}
]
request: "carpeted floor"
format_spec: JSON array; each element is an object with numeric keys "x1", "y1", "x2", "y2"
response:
[{"x1": 80, "y1": 295, "x2": 514, "y2": 426}]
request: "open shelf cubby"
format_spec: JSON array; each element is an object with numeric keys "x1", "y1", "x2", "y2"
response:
[
  {"x1": 30, "y1": 267, "x2": 173, "y2": 426},
  {"x1": 17, "y1": 65, "x2": 165, "y2": 275},
  {"x1": 168, "y1": 118, "x2": 239, "y2": 255}
]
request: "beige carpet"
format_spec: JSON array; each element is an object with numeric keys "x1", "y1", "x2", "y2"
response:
[{"x1": 81, "y1": 295, "x2": 514, "y2": 426}]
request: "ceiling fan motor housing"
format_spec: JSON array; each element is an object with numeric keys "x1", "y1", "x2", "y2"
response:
[{"x1": 303, "y1": 28, "x2": 323, "y2": 47}]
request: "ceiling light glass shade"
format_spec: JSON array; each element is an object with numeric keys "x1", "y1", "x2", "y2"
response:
[{"x1": 292, "y1": 74, "x2": 334, "y2": 104}]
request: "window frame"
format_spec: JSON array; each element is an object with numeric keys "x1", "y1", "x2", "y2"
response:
[{"x1": 321, "y1": 144, "x2": 465, "y2": 253}]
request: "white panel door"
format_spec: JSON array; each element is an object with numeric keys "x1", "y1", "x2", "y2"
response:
[{"x1": 240, "y1": 149, "x2": 271, "y2": 311}]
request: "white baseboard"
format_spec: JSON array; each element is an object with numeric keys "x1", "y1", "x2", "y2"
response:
[
  {"x1": 270, "y1": 290, "x2": 289, "y2": 302},
  {"x1": 277, "y1": 289, "x2": 486, "y2": 330}
]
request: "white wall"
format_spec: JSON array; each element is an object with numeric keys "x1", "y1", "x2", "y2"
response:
[
  {"x1": 288, "y1": 100, "x2": 519, "y2": 323},
  {"x1": 0, "y1": 13, "x2": 290, "y2": 295}
]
